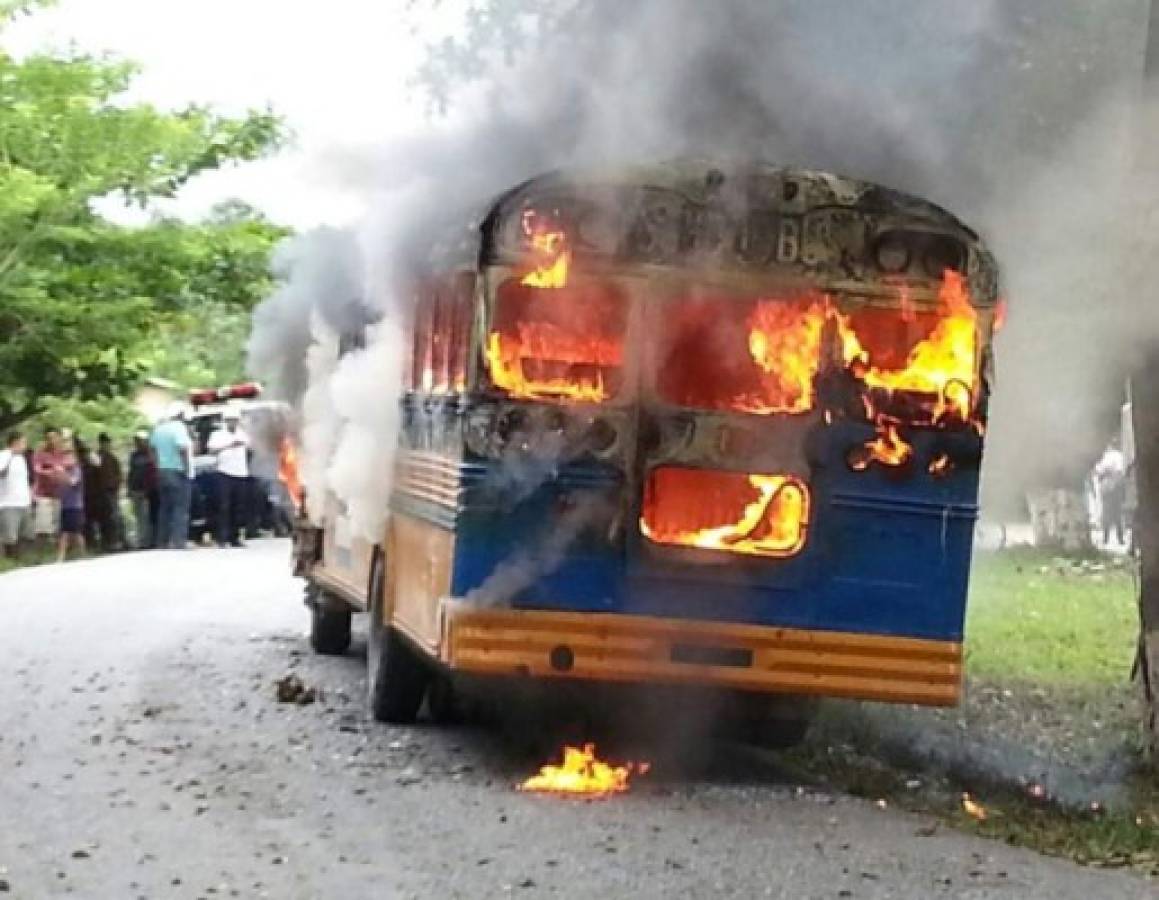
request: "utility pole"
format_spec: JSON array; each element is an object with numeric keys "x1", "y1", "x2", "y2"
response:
[{"x1": 1132, "y1": 0, "x2": 1159, "y2": 757}]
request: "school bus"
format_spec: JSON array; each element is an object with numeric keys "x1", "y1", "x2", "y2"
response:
[{"x1": 294, "y1": 160, "x2": 1000, "y2": 738}]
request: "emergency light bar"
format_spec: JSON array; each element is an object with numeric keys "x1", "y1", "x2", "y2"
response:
[{"x1": 188, "y1": 382, "x2": 263, "y2": 407}]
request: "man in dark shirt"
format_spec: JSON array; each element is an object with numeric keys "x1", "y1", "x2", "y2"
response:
[
  {"x1": 94, "y1": 433, "x2": 125, "y2": 551},
  {"x1": 127, "y1": 432, "x2": 159, "y2": 550}
]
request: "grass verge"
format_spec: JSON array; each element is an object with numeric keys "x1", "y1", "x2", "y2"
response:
[{"x1": 789, "y1": 547, "x2": 1158, "y2": 877}]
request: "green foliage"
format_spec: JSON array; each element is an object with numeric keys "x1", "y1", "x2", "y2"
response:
[
  {"x1": 146, "y1": 300, "x2": 253, "y2": 390},
  {"x1": 965, "y1": 548, "x2": 1137, "y2": 684},
  {"x1": 34, "y1": 394, "x2": 146, "y2": 445},
  {"x1": 0, "y1": 9, "x2": 288, "y2": 431}
]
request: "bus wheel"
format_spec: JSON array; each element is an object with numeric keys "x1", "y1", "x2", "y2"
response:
[
  {"x1": 367, "y1": 560, "x2": 429, "y2": 724},
  {"x1": 309, "y1": 589, "x2": 352, "y2": 656}
]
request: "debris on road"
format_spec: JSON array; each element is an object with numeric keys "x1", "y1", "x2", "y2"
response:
[{"x1": 274, "y1": 673, "x2": 317, "y2": 705}]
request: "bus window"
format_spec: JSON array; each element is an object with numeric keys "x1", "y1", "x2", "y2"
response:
[
  {"x1": 655, "y1": 293, "x2": 829, "y2": 415},
  {"x1": 485, "y1": 278, "x2": 627, "y2": 403},
  {"x1": 448, "y1": 273, "x2": 474, "y2": 392},
  {"x1": 641, "y1": 467, "x2": 810, "y2": 558},
  {"x1": 412, "y1": 292, "x2": 435, "y2": 393},
  {"x1": 841, "y1": 307, "x2": 942, "y2": 372},
  {"x1": 431, "y1": 286, "x2": 450, "y2": 393}
]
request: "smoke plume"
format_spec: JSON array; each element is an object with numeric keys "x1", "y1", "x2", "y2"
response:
[{"x1": 248, "y1": 0, "x2": 1155, "y2": 533}]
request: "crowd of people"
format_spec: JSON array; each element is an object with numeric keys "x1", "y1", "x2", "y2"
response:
[{"x1": 0, "y1": 402, "x2": 255, "y2": 564}]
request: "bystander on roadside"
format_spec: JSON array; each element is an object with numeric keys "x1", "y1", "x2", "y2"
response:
[
  {"x1": 151, "y1": 404, "x2": 192, "y2": 550},
  {"x1": 0, "y1": 432, "x2": 32, "y2": 559},
  {"x1": 93, "y1": 433, "x2": 125, "y2": 551},
  {"x1": 56, "y1": 437, "x2": 85, "y2": 563},
  {"x1": 127, "y1": 432, "x2": 159, "y2": 549},
  {"x1": 208, "y1": 409, "x2": 250, "y2": 548},
  {"x1": 32, "y1": 427, "x2": 70, "y2": 550}
]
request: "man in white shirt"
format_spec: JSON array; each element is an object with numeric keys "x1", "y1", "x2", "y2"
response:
[
  {"x1": 0, "y1": 431, "x2": 33, "y2": 558},
  {"x1": 1095, "y1": 441, "x2": 1128, "y2": 546},
  {"x1": 207, "y1": 409, "x2": 250, "y2": 548}
]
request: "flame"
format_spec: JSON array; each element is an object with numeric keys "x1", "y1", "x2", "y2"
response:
[
  {"x1": 485, "y1": 323, "x2": 620, "y2": 402},
  {"x1": 840, "y1": 271, "x2": 978, "y2": 423},
  {"x1": 641, "y1": 469, "x2": 810, "y2": 558},
  {"x1": 961, "y1": 793, "x2": 987, "y2": 821},
  {"x1": 849, "y1": 423, "x2": 913, "y2": 471},
  {"x1": 741, "y1": 298, "x2": 829, "y2": 414},
  {"x1": 732, "y1": 272, "x2": 978, "y2": 424},
  {"x1": 521, "y1": 212, "x2": 570, "y2": 288},
  {"x1": 993, "y1": 298, "x2": 1008, "y2": 334},
  {"x1": 278, "y1": 438, "x2": 302, "y2": 510},
  {"x1": 928, "y1": 453, "x2": 953, "y2": 477},
  {"x1": 519, "y1": 744, "x2": 649, "y2": 798}
]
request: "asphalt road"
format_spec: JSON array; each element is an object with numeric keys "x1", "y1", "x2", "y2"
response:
[{"x1": 0, "y1": 541, "x2": 1151, "y2": 899}]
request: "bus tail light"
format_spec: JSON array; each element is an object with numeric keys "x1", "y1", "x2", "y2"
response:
[{"x1": 640, "y1": 467, "x2": 809, "y2": 558}]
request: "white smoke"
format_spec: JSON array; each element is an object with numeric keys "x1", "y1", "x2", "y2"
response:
[
  {"x1": 298, "y1": 315, "x2": 342, "y2": 524},
  {"x1": 324, "y1": 320, "x2": 406, "y2": 539}
]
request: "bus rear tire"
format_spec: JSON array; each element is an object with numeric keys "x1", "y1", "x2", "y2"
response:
[
  {"x1": 309, "y1": 589, "x2": 352, "y2": 656},
  {"x1": 367, "y1": 558, "x2": 430, "y2": 724}
]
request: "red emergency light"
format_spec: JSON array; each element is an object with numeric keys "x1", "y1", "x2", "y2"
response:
[{"x1": 188, "y1": 382, "x2": 263, "y2": 407}]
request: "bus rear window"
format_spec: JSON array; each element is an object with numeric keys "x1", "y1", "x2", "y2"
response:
[
  {"x1": 655, "y1": 294, "x2": 830, "y2": 415},
  {"x1": 485, "y1": 279, "x2": 627, "y2": 403},
  {"x1": 841, "y1": 306, "x2": 943, "y2": 371},
  {"x1": 654, "y1": 291, "x2": 969, "y2": 418}
]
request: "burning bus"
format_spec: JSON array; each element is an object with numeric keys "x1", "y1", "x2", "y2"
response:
[{"x1": 295, "y1": 161, "x2": 1001, "y2": 736}]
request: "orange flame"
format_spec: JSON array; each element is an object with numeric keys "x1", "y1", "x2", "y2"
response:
[
  {"x1": 741, "y1": 298, "x2": 829, "y2": 414},
  {"x1": 849, "y1": 423, "x2": 913, "y2": 471},
  {"x1": 641, "y1": 469, "x2": 810, "y2": 558},
  {"x1": 278, "y1": 438, "x2": 302, "y2": 510},
  {"x1": 993, "y1": 298, "x2": 1008, "y2": 334},
  {"x1": 485, "y1": 323, "x2": 620, "y2": 402},
  {"x1": 961, "y1": 793, "x2": 987, "y2": 821},
  {"x1": 521, "y1": 216, "x2": 570, "y2": 289},
  {"x1": 928, "y1": 453, "x2": 953, "y2": 477},
  {"x1": 840, "y1": 271, "x2": 978, "y2": 423},
  {"x1": 520, "y1": 744, "x2": 649, "y2": 798}
]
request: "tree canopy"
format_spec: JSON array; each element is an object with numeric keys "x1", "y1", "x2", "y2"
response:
[{"x1": 0, "y1": 0, "x2": 288, "y2": 433}]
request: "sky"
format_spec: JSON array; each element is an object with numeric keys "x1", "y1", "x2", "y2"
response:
[{"x1": 3, "y1": 0, "x2": 462, "y2": 228}]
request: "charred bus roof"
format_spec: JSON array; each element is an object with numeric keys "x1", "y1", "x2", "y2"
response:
[{"x1": 418, "y1": 160, "x2": 998, "y2": 305}]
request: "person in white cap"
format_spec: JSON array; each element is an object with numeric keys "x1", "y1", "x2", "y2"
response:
[
  {"x1": 149, "y1": 402, "x2": 192, "y2": 549},
  {"x1": 207, "y1": 408, "x2": 250, "y2": 547}
]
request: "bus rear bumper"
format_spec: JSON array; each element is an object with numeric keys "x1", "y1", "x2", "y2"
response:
[{"x1": 439, "y1": 601, "x2": 962, "y2": 707}]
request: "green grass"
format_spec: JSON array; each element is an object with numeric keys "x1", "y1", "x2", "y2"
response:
[
  {"x1": 965, "y1": 548, "x2": 1137, "y2": 685},
  {"x1": 790, "y1": 546, "x2": 1158, "y2": 875},
  {"x1": 0, "y1": 547, "x2": 60, "y2": 575}
]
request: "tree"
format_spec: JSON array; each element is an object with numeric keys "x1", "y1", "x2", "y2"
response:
[
  {"x1": 0, "y1": 1, "x2": 286, "y2": 432},
  {"x1": 1132, "y1": 1, "x2": 1159, "y2": 761}
]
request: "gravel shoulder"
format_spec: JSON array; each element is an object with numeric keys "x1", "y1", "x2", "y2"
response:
[{"x1": 0, "y1": 541, "x2": 1152, "y2": 899}]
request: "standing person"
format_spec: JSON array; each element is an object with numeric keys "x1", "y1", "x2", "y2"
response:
[
  {"x1": 127, "y1": 432, "x2": 159, "y2": 549},
  {"x1": 150, "y1": 403, "x2": 193, "y2": 550},
  {"x1": 95, "y1": 433, "x2": 125, "y2": 551},
  {"x1": 76, "y1": 436, "x2": 102, "y2": 549},
  {"x1": 208, "y1": 409, "x2": 250, "y2": 548},
  {"x1": 1095, "y1": 441, "x2": 1127, "y2": 547},
  {"x1": 57, "y1": 439, "x2": 85, "y2": 563},
  {"x1": 32, "y1": 427, "x2": 70, "y2": 550},
  {"x1": 0, "y1": 431, "x2": 32, "y2": 559}
]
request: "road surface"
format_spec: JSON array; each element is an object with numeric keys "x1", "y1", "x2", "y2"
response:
[{"x1": 0, "y1": 541, "x2": 1151, "y2": 899}]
